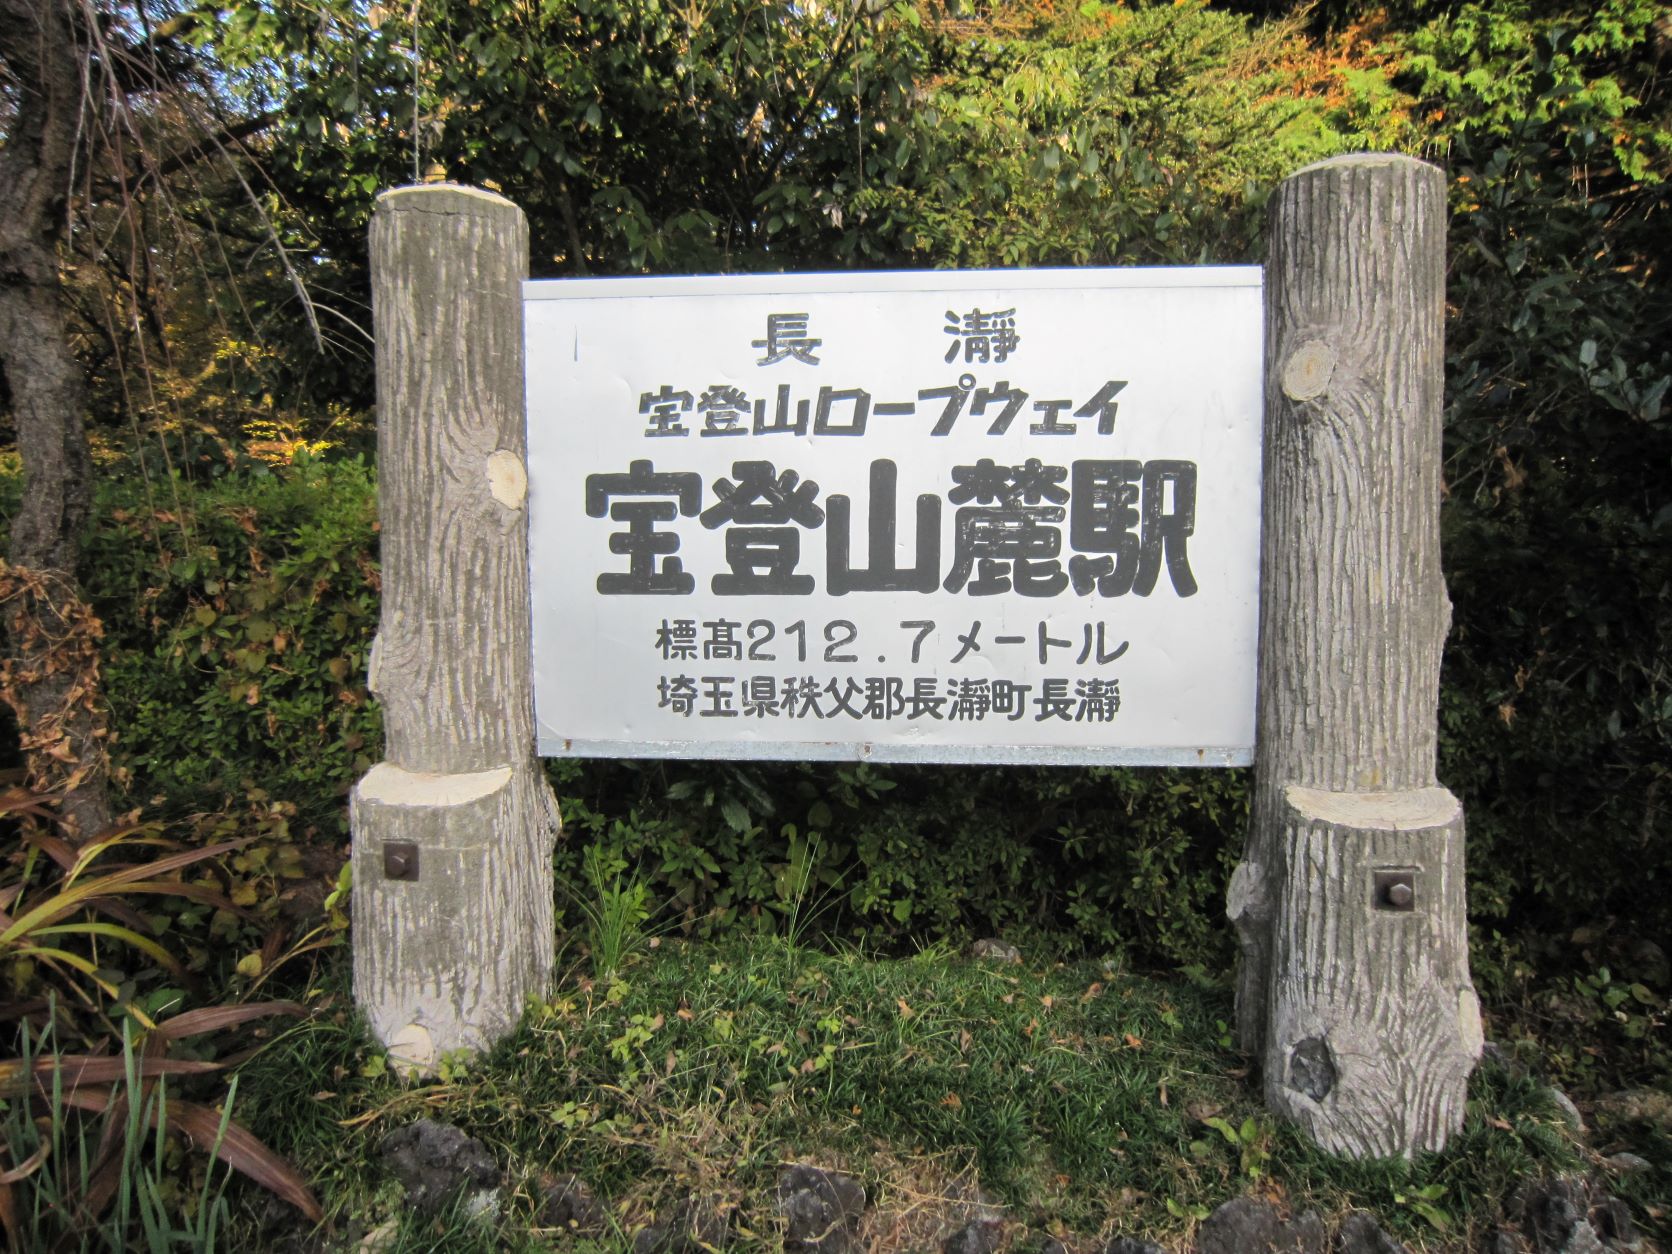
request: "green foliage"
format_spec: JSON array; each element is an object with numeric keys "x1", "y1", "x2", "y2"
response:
[
  {"x1": 195, "y1": 0, "x2": 1388, "y2": 285},
  {"x1": 78, "y1": 455, "x2": 381, "y2": 835},
  {"x1": 1198, "y1": 1113, "x2": 1274, "y2": 1184},
  {"x1": 552, "y1": 757, "x2": 1248, "y2": 966},
  {"x1": 1491, "y1": 935, "x2": 1672, "y2": 1098},
  {"x1": 570, "y1": 844, "x2": 654, "y2": 983},
  {"x1": 0, "y1": 789, "x2": 278, "y2": 1042},
  {"x1": 198, "y1": 0, "x2": 939, "y2": 275},
  {"x1": 1402, "y1": 0, "x2": 1672, "y2": 955},
  {"x1": 877, "y1": 3, "x2": 1370, "y2": 268}
]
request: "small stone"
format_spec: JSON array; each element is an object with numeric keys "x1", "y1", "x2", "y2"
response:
[
  {"x1": 377, "y1": 1119, "x2": 500, "y2": 1215},
  {"x1": 1037, "y1": 1239, "x2": 1072, "y2": 1254},
  {"x1": 777, "y1": 1163, "x2": 866, "y2": 1251},
  {"x1": 632, "y1": 1198, "x2": 727, "y2": 1254},
  {"x1": 461, "y1": 1189, "x2": 500, "y2": 1221},
  {"x1": 1195, "y1": 1197, "x2": 1327, "y2": 1254},
  {"x1": 1555, "y1": 1220, "x2": 1607, "y2": 1254},
  {"x1": 971, "y1": 938, "x2": 1022, "y2": 964},
  {"x1": 945, "y1": 1173, "x2": 1005, "y2": 1225},
  {"x1": 1592, "y1": 1196, "x2": 1636, "y2": 1247},
  {"x1": 1593, "y1": 1087, "x2": 1672, "y2": 1129},
  {"x1": 540, "y1": 1172, "x2": 603, "y2": 1232},
  {"x1": 1335, "y1": 1211, "x2": 1409, "y2": 1254},
  {"x1": 1514, "y1": 1176, "x2": 1633, "y2": 1254},
  {"x1": 943, "y1": 1217, "x2": 1002, "y2": 1254},
  {"x1": 1546, "y1": 1088, "x2": 1585, "y2": 1134},
  {"x1": 1603, "y1": 1152, "x2": 1650, "y2": 1176},
  {"x1": 1104, "y1": 1238, "x2": 1164, "y2": 1254},
  {"x1": 1519, "y1": 1176, "x2": 1586, "y2": 1251}
]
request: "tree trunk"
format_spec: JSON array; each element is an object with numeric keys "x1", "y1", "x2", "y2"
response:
[
  {"x1": 352, "y1": 185, "x2": 558, "y2": 1068},
  {"x1": 0, "y1": 0, "x2": 112, "y2": 840},
  {"x1": 1229, "y1": 154, "x2": 1480, "y2": 1157}
]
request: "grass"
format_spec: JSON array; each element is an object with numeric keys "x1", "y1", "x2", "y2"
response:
[
  {"x1": 219, "y1": 936, "x2": 1622, "y2": 1252},
  {"x1": 3, "y1": 1017, "x2": 241, "y2": 1251}
]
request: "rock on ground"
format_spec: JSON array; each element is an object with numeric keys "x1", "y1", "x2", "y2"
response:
[
  {"x1": 776, "y1": 1163, "x2": 867, "y2": 1252},
  {"x1": 970, "y1": 938, "x2": 1022, "y2": 964},
  {"x1": 630, "y1": 1196, "x2": 732, "y2": 1253},
  {"x1": 942, "y1": 1217, "x2": 1003, "y2": 1254},
  {"x1": 376, "y1": 1119, "x2": 499, "y2": 1215},
  {"x1": 539, "y1": 1172, "x2": 603, "y2": 1234},
  {"x1": 1546, "y1": 1089, "x2": 1586, "y2": 1134},
  {"x1": 1195, "y1": 1197, "x2": 1328, "y2": 1254},
  {"x1": 1513, "y1": 1176, "x2": 1640, "y2": 1254},
  {"x1": 1335, "y1": 1211, "x2": 1409, "y2": 1254},
  {"x1": 1594, "y1": 1088, "x2": 1672, "y2": 1130}
]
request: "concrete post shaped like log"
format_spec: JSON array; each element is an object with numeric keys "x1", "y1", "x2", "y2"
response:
[
  {"x1": 1229, "y1": 153, "x2": 1480, "y2": 1157},
  {"x1": 351, "y1": 184, "x2": 558, "y2": 1070}
]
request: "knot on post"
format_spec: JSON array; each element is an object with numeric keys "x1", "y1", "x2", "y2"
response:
[
  {"x1": 1288, "y1": 1037, "x2": 1336, "y2": 1101},
  {"x1": 1280, "y1": 339, "x2": 1336, "y2": 402}
]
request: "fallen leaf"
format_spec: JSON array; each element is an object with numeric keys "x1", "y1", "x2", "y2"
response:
[
  {"x1": 1123, "y1": 1033, "x2": 1143, "y2": 1050},
  {"x1": 896, "y1": 998, "x2": 914, "y2": 1019},
  {"x1": 941, "y1": 1092, "x2": 962, "y2": 1109}
]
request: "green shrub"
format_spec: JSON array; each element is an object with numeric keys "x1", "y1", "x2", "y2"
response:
[
  {"x1": 78, "y1": 455, "x2": 381, "y2": 834},
  {"x1": 551, "y1": 757, "x2": 1248, "y2": 966},
  {"x1": 1406, "y1": 0, "x2": 1672, "y2": 967}
]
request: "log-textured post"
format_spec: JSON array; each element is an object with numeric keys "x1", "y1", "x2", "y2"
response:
[
  {"x1": 351, "y1": 184, "x2": 558, "y2": 1068},
  {"x1": 1227, "y1": 154, "x2": 1481, "y2": 1157}
]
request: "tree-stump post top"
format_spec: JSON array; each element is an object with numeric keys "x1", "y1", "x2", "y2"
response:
[
  {"x1": 1258, "y1": 152, "x2": 1449, "y2": 797},
  {"x1": 351, "y1": 182, "x2": 558, "y2": 1071},
  {"x1": 1229, "y1": 152, "x2": 1481, "y2": 1158},
  {"x1": 369, "y1": 184, "x2": 535, "y2": 773}
]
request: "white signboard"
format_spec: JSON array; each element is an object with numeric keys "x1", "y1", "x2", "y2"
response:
[{"x1": 525, "y1": 268, "x2": 1262, "y2": 766}]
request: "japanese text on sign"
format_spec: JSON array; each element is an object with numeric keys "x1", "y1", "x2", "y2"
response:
[{"x1": 525, "y1": 268, "x2": 1262, "y2": 765}]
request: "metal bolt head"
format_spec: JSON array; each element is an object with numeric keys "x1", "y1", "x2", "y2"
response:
[
  {"x1": 1373, "y1": 868, "x2": 1416, "y2": 912},
  {"x1": 383, "y1": 841, "x2": 419, "y2": 881}
]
